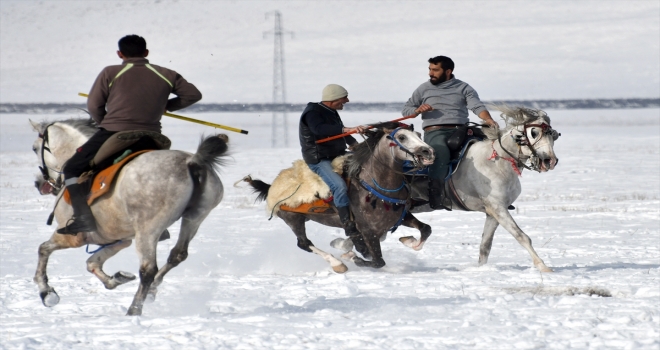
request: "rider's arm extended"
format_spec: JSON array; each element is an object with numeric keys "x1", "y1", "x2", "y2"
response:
[
  {"x1": 465, "y1": 86, "x2": 498, "y2": 128},
  {"x1": 87, "y1": 70, "x2": 110, "y2": 124},
  {"x1": 401, "y1": 85, "x2": 424, "y2": 117},
  {"x1": 165, "y1": 74, "x2": 202, "y2": 112}
]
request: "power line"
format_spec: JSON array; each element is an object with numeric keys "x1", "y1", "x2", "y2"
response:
[{"x1": 264, "y1": 11, "x2": 293, "y2": 147}]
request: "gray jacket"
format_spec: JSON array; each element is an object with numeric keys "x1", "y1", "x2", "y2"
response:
[{"x1": 402, "y1": 76, "x2": 487, "y2": 128}]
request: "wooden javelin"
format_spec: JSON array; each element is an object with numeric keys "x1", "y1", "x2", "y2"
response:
[
  {"x1": 315, "y1": 114, "x2": 418, "y2": 144},
  {"x1": 78, "y1": 92, "x2": 249, "y2": 135}
]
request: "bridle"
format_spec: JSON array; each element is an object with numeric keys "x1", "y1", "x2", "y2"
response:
[
  {"x1": 497, "y1": 121, "x2": 560, "y2": 173},
  {"x1": 385, "y1": 127, "x2": 428, "y2": 170},
  {"x1": 37, "y1": 123, "x2": 64, "y2": 192}
]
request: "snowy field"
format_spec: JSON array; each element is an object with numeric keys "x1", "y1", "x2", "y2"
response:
[{"x1": 1, "y1": 109, "x2": 658, "y2": 349}]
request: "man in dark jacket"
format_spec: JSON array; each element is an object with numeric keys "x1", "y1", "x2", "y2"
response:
[
  {"x1": 299, "y1": 84, "x2": 366, "y2": 238},
  {"x1": 58, "y1": 34, "x2": 202, "y2": 234}
]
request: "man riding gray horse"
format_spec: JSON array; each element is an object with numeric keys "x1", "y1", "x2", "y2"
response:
[
  {"x1": 299, "y1": 84, "x2": 367, "y2": 243},
  {"x1": 402, "y1": 56, "x2": 498, "y2": 211},
  {"x1": 59, "y1": 34, "x2": 202, "y2": 234}
]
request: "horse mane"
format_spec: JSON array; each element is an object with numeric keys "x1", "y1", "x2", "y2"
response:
[
  {"x1": 346, "y1": 121, "x2": 406, "y2": 178},
  {"x1": 484, "y1": 105, "x2": 551, "y2": 140},
  {"x1": 57, "y1": 118, "x2": 98, "y2": 137}
]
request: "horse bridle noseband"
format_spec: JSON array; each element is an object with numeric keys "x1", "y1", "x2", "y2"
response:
[
  {"x1": 385, "y1": 127, "x2": 428, "y2": 170},
  {"x1": 38, "y1": 123, "x2": 64, "y2": 192},
  {"x1": 498, "y1": 122, "x2": 561, "y2": 172}
]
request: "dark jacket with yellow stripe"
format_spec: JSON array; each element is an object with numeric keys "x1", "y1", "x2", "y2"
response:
[{"x1": 87, "y1": 57, "x2": 202, "y2": 132}]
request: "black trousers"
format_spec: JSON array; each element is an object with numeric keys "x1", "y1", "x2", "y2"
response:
[{"x1": 62, "y1": 129, "x2": 116, "y2": 180}]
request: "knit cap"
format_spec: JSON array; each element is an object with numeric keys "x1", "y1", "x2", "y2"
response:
[{"x1": 321, "y1": 84, "x2": 348, "y2": 101}]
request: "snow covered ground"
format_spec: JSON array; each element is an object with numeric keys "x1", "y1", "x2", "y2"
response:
[
  {"x1": 1, "y1": 109, "x2": 658, "y2": 349},
  {"x1": 1, "y1": 0, "x2": 659, "y2": 103}
]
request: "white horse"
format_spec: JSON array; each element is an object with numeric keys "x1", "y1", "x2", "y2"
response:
[
  {"x1": 400, "y1": 106, "x2": 560, "y2": 272},
  {"x1": 30, "y1": 118, "x2": 228, "y2": 315}
]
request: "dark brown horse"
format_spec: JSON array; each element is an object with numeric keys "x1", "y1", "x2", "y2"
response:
[{"x1": 244, "y1": 122, "x2": 435, "y2": 272}]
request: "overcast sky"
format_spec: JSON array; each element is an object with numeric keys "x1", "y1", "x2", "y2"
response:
[{"x1": 1, "y1": 0, "x2": 658, "y2": 103}]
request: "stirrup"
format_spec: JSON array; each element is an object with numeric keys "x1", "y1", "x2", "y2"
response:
[{"x1": 56, "y1": 215, "x2": 97, "y2": 235}]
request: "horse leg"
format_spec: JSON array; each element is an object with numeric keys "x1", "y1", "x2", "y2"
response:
[
  {"x1": 279, "y1": 212, "x2": 348, "y2": 273},
  {"x1": 33, "y1": 233, "x2": 86, "y2": 307},
  {"x1": 487, "y1": 207, "x2": 553, "y2": 272},
  {"x1": 479, "y1": 214, "x2": 498, "y2": 266},
  {"x1": 126, "y1": 234, "x2": 159, "y2": 316},
  {"x1": 352, "y1": 231, "x2": 386, "y2": 268},
  {"x1": 147, "y1": 217, "x2": 205, "y2": 303},
  {"x1": 399, "y1": 212, "x2": 432, "y2": 251},
  {"x1": 86, "y1": 240, "x2": 135, "y2": 289}
]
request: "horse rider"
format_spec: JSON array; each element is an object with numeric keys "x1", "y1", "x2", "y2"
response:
[
  {"x1": 402, "y1": 56, "x2": 499, "y2": 211},
  {"x1": 299, "y1": 84, "x2": 367, "y2": 238},
  {"x1": 58, "y1": 34, "x2": 202, "y2": 234}
]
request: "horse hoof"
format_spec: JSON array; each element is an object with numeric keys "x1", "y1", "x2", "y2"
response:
[
  {"x1": 145, "y1": 287, "x2": 158, "y2": 304},
  {"x1": 330, "y1": 238, "x2": 353, "y2": 252},
  {"x1": 126, "y1": 306, "x2": 142, "y2": 316},
  {"x1": 341, "y1": 251, "x2": 356, "y2": 260},
  {"x1": 40, "y1": 289, "x2": 60, "y2": 307},
  {"x1": 332, "y1": 263, "x2": 348, "y2": 274},
  {"x1": 399, "y1": 236, "x2": 416, "y2": 247},
  {"x1": 539, "y1": 266, "x2": 554, "y2": 273},
  {"x1": 113, "y1": 271, "x2": 136, "y2": 284},
  {"x1": 352, "y1": 256, "x2": 366, "y2": 267}
]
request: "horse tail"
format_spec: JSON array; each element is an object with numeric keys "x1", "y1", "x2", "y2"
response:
[
  {"x1": 241, "y1": 175, "x2": 271, "y2": 202},
  {"x1": 189, "y1": 135, "x2": 229, "y2": 173},
  {"x1": 185, "y1": 135, "x2": 229, "y2": 214}
]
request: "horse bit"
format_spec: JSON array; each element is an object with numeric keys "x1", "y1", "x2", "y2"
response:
[{"x1": 498, "y1": 122, "x2": 561, "y2": 172}]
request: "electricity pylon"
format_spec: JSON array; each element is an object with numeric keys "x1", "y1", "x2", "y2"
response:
[{"x1": 264, "y1": 11, "x2": 293, "y2": 147}]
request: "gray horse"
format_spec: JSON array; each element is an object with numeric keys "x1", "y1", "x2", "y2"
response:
[
  {"x1": 30, "y1": 119, "x2": 228, "y2": 315},
  {"x1": 399, "y1": 106, "x2": 560, "y2": 272},
  {"x1": 244, "y1": 122, "x2": 435, "y2": 271}
]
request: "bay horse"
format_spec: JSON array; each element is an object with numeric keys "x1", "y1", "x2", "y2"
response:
[
  {"x1": 244, "y1": 122, "x2": 435, "y2": 272},
  {"x1": 30, "y1": 118, "x2": 228, "y2": 315},
  {"x1": 399, "y1": 106, "x2": 560, "y2": 272}
]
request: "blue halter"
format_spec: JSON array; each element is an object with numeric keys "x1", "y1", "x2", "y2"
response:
[{"x1": 358, "y1": 127, "x2": 414, "y2": 232}]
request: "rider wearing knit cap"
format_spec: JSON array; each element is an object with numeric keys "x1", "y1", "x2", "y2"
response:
[{"x1": 299, "y1": 84, "x2": 367, "y2": 246}]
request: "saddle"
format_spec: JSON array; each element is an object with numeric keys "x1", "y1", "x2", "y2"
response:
[
  {"x1": 64, "y1": 131, "x2": 171, "y2": 206},
  {"x1": 405, "y1": 125, "x2": 486, "y2": 211},
  {"x1": 267, "y1": 156, "x2": 346, "y2": 216}
]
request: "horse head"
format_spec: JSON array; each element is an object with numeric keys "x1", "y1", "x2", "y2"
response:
[
  {"x1": 29, "y1": 118, "x2": 95, "y2": 195},
  {"x1": 495, "y1": 106, "x2": 560, "y2": 173},
  {"x1": 347, "y1": 122, "x2": 434, "y2": 177}
]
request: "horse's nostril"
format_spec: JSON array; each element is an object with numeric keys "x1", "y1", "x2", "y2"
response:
[{"x1": 555, "y1": 158, "x2": 559, "y2": 165}]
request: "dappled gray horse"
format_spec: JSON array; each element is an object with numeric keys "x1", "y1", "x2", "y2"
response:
[
  {"x1": 399, "y1": 106, "x2": 560, "y2": 272},
  {"x1": 30, "y1": 119, "x2": 228, "y2": 315},
  {"x1": 245, "y1": 122, "x2": 435, "y2": 271}
]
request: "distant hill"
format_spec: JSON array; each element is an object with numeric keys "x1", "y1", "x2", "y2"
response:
[{"x1": 1, "y1": 98, "x2": 658, "y2": 114}]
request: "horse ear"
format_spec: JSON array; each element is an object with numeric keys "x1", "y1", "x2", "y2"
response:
[{"x1": 29, "y1": 119, "x2": 44, "y2": 133}]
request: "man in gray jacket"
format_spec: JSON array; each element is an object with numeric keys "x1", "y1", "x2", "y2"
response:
[
  {"x1": 58, "y1": 34, "x2": 202, "y2": 234},
  {"x1": 402, "y1": 56, "x2": 498, "y2": 211}
]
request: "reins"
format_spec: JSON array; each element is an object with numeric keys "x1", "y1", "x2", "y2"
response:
[
  {"x1": 38, "y1": 123, "x2": 65, "y2": 192},
  {"x1": 494, "y1": 121, "x2": 560, "y2": 173}
]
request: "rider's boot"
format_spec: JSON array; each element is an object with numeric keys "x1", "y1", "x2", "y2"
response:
[
  {"x1": 57, "y1": 183, "x2": 97, "y2": 235},
  {"x1": 428, "y1": 178, "x2": 452, "y2": 211},
  {"x1": 336, "y1": 205, "x2": 371, "y2": 259}
]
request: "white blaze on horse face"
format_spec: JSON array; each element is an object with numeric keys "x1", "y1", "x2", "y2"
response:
[
  {"x1": 392, "y1": 129, "x2": 435, "y2": 165},
  {"x1": 523, "y1": 119, "x2": 558, "y2": 172}
]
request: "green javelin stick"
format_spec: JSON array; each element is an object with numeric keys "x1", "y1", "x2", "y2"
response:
[{"x1": 78, "y1": 92, "x2": 249, "y2": 135}]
